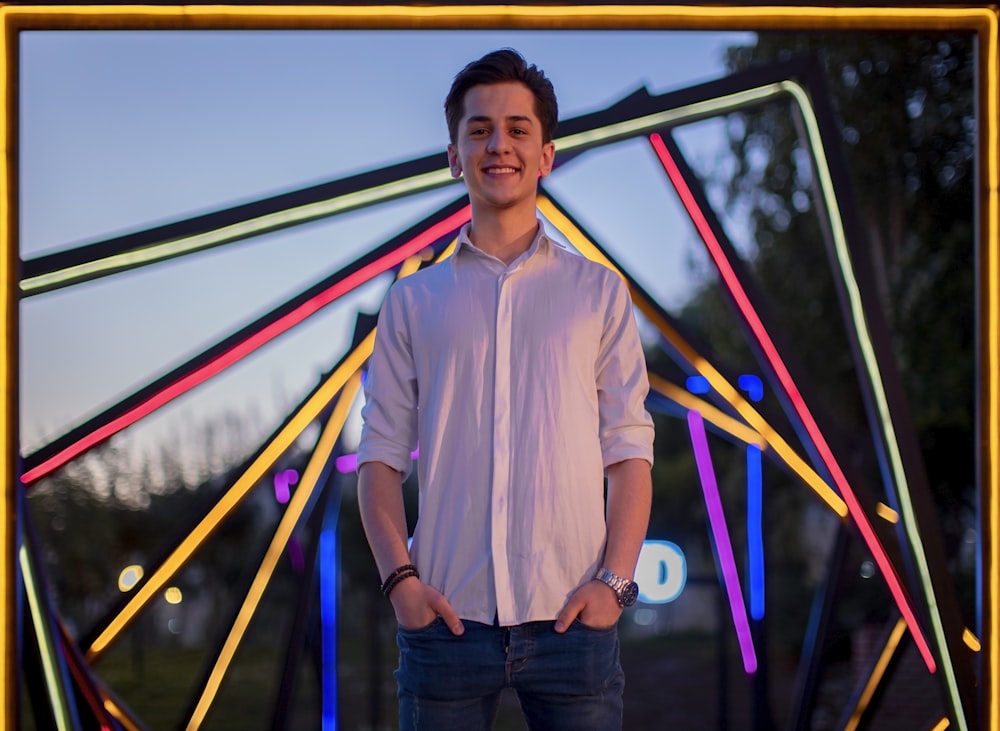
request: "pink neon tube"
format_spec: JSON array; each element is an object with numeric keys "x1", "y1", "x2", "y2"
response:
[
  {"x1": 648, "y1": 132, "x2": 935, "y2": 672},
  {"x1": 21, "y1": 207, "x2": 471, "y2": 485},
  {"x1": 687, "y1": 409, "x2": 758, "y2": 674}
]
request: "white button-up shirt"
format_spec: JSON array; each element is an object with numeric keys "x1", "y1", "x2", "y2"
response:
[{"x1": 358, "y1": 221, "x2": 654, "y2": 626}]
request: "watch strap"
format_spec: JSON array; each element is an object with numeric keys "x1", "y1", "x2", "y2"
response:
[{"x1": 593, "y1": 567, "x2": 638, "y2": 607}]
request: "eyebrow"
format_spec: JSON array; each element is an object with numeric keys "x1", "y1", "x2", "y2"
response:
[{"x1": 464, "y1": 114, "x2": 536, "y2": 126}]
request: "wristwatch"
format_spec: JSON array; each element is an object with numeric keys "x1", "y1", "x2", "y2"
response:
[{"x1": 593, "y1": 568, "x2": 639, "y2": 608}]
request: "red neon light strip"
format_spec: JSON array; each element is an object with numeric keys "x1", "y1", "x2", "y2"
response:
[
  {"x1": 21, "y1": 206, "x2": 471, "y2": 485},
  {"x1": 57, "y1": 624, "x2": 118, "y2": 729},
  {"x1": 648, "y1": 132, "x2": 936, "y2": 672}
]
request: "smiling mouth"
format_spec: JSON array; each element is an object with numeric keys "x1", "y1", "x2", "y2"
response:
[{"x1": 483, "y1": 166, "x2": 519, "y2": 174}]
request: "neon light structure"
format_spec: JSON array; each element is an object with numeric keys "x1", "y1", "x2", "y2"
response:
[
  {"x1": 539, "y1": 194, "x2": 850, "y2": 519},
  {"x1": 273, "y1": 469, "x2": 299, "y2": 504},
  {"x1": 687, "y1": 409, "x2": 758, "y2": 674},
  {"x1": 650, "y1": 130, "x2": 939, "y2": 673},
  {"x1": 334, "y1": 449, "x2": 418, "y2": 474},
  {"x1": 320, "y1": 522, "x2": 339, "y2": 731},
  {"x1": 739, "y1": 374, "x2": 765, "y2": 621},
  {"x1": 4, "y1": 8, "x2": 995, "y2": 731},
  {"x1": 20, "y1": 203, "x2": 472, "y2": 485},
  {"x1": 841, "y1": 617, "x2": 907, "y2": 731},
  {"x1": 182, "y1": 375, "x2": 360, "y2": 729}
]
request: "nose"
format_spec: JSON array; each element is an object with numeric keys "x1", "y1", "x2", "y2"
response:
[{"x1": 486, "y1": 129, "x2": 509, "y2": 154}]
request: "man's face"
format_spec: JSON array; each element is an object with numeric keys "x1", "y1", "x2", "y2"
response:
[{"x1": 447, "y1": 81, "x2": 555, "y2": 214}]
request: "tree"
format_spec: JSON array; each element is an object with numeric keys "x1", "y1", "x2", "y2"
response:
[{"x1": 701, "y1": 30, "x2": 976, "y2": 613}]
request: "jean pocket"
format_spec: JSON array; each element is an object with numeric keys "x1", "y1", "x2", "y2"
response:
[
  {"x1": 571, "y1": 617, "x2": 618, "y2": 633},
  {"x1": 398, "y1": 615, "x2": 445, "y2": 634}
]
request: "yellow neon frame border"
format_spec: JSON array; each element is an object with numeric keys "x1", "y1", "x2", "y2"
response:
[{"x1": 1, "y1": 5, "x2": 995, "y2": 731}]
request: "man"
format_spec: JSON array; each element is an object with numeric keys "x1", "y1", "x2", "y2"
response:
[{"x1": 357, "y1": 48, "x2": 654, "y2": 731}]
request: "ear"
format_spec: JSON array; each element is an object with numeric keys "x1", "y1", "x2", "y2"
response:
[
  {"x1": 447, "y1": 144, "x2": 462, "y2": 178},
  {"x1": 538, "y1": 141, "x2": 555, "y2": 178}
]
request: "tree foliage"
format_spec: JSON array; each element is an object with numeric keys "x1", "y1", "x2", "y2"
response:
[
  {"x1": 696, "y1": 31, "x2": 976, "y2": 605},
  {"x1": 26, "y1": 409, "x2": 274, "y2": 636}
]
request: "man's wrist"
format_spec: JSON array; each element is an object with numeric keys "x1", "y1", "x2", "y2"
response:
[
  {"x1": 381, "y1": 563, "x2": 420, "y2": 598},
  {"x1": 593, "y1": 567, "x2": 639, "y2": 608}
]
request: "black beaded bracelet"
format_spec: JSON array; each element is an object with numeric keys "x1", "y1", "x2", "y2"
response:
[
  {"x1": 381, "y1": 564, "x2": 418, "y2": 595},
  {"x1": 382, "y1": 569, "x2": 419, "y2": 598}
]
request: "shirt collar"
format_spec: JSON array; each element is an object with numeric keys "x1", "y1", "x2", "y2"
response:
[{"x1": 455, "y1": 219, "x2": 550, "y2": 270}]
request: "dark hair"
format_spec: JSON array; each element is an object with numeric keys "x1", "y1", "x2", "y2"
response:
[{"x1": 444, "y1": 48, "x2": 558, "y2": 144}]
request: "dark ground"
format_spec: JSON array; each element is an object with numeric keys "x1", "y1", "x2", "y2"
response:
[{"x1": 19, "y1": 621, "x2": 945, "y2": 730}]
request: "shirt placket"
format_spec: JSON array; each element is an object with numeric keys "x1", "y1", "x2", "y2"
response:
[{"x1": 491, "y1": 266, "x2": 515, "y2": 624}]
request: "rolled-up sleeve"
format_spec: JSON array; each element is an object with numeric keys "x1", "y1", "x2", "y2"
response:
[
  {"x1": 596, "y1": 276, "x2": 655, "y2": 469},
  {"x1": 357, "y1": 283, "x2": 418, "y2": 478}
]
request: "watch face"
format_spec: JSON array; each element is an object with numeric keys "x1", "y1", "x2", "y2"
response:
[{"x1": 621, "y1": 581, "x2": 639, "y2": 607}]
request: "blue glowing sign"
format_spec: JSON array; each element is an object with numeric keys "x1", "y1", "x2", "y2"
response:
[
  {"x1": 401, "y1": 538, "x2": 687, "y2": 604},
  {"x1": 635, "y1": 540, "x2": 687, "y2": 604}
]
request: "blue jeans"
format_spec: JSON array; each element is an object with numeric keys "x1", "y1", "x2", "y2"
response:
[{"x1": 395, "y1": 618, "x2": 624, "y2": 731}]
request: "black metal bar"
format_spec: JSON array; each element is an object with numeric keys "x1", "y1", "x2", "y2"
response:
[
  {"x1": 19, "y1": 499, "x2": 63, "y2": 731},
  {"x1": 270, "y1": 445, "x2": 343, "y2": 730},
  {"x1": 717, "y1": 569, "x2": 729, "y2": 731},
  {"x1": 833, "y1": 613, "x2": 907, "y2": 731},
  {"x1": 539, "y1": 188, "x2": 829, "y2": 494},
  {"x1": 76, "y1": 337, "x2": 362, "y2": 652},
  {"x1": 21, "y1": 56, "x2": 818, "y2": 295},
  {"x1": 801, "y1": 54, "x2": 977, "y2": 729},
  {"x1": 57, "y1": 621, "x2": 147, "y2": 731},
  {"x1": 653, "y1": 126, "x2": 919, "y2": 586},
  {"x1": 318, "y1": 464, "x2": 345, "y2": 729},
  {"x1": 20, "y1": 151, "x2": 451, "y2": 293},
  {"x1": 21, "y1": 195, "x2": 467, "y2": 479},
  {"x1": 788, "y1": 524, "x2": 849, "y2": 731},
  {"x1": 174, "y1": 432, "x2": 346, "y2": 731}
]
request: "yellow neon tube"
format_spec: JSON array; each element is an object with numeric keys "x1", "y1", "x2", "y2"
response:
[
  {"x1": 963, "y1": 629, "x2": 981, "y2": 653},
  {"x1": 4, "y1": 5, "x2": 993, "y2": 32},
  {"x1": 102, "y1": 698, "x2": 143, "y2": 731},
  {"x1": 648, "y1": 373, "x2": 852, "y2": 517},
  {"x1": 980, "y1": 12, "x2": 1000, "y2": 731},
  {"x1": 875, "y1": 503, "x2": 900, "y2": 524},
  {"x1": 648, "y1": 373, "x2": 764, "y2": 448},
  {"x1": 85, "y1": 331, "x2": 374, "y2": 660},
  {"x1": 1, "y1": 9, "x2": 13, "y2": 731},
  {"x1": 549, "y1": 67, "x2": 976, "y2": 713},
  {"x1": 83, "y1": 248, "x2": 425, "y2": 666},
  {"x1": 20, "y1": 8, "x2": 989, "y2": 297},
  {"x1": 3, "y1": 5, "x2": 994, "y2": 728},
  {"x1": 185, "y1": 250, "x2": 431, "y2": 727},
  {"x1": 538, "y1": 195, "x2": 848, "y2": 517},
  {"x1": 843, "y1": 617, "x2": 907, "y2": 731},
  {"x1": 186, "y1": 372, "x2": 361, "y2": 731}
]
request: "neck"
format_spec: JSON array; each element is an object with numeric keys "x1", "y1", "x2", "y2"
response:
[{"x1": 467, "y1": 205, "x2": 539, "y2": 265}]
